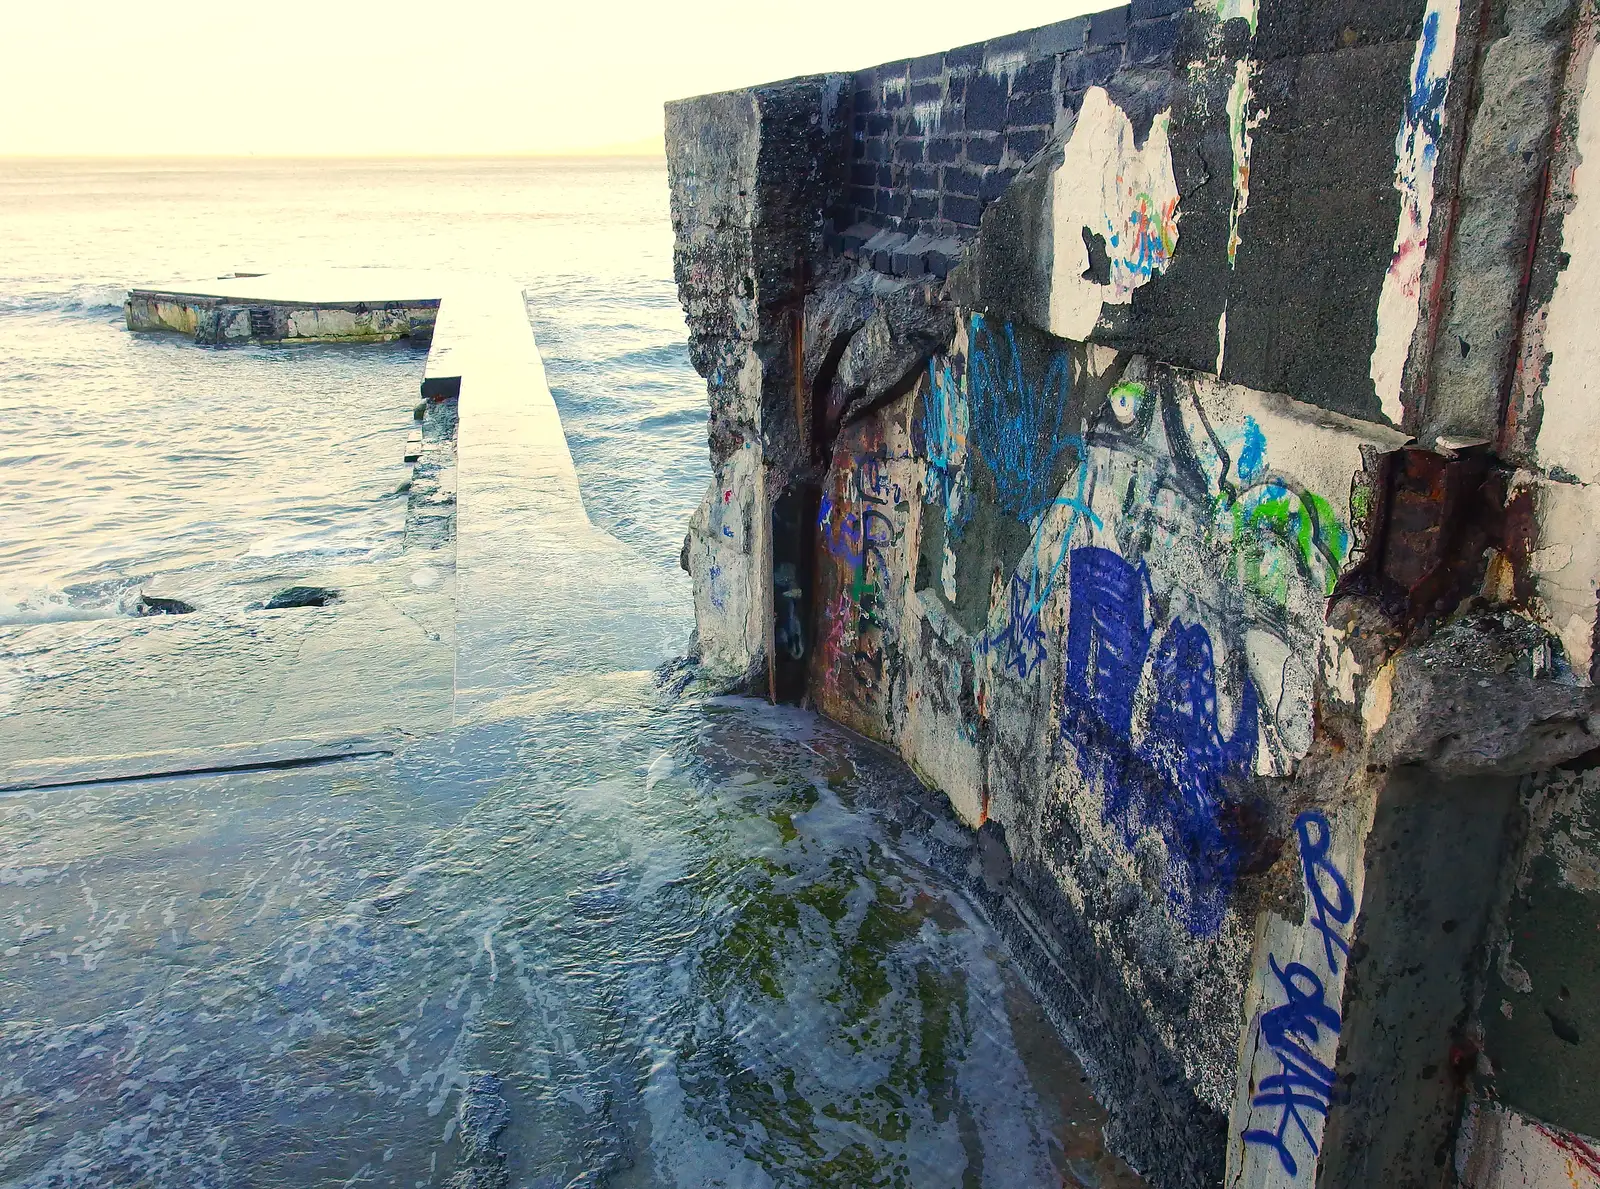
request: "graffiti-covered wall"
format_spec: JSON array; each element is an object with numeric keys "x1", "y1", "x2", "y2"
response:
[{"x1": 667, "y1": 1, "x2": 1600, "y2": 1185}]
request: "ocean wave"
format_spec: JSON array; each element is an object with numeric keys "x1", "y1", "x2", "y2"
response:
[
  {"x1": 0, "y1": 283, "x2": 129, "y2": 318},
  {"x1": 0, "y1": 602, "x2": 121, "y2": 627}
]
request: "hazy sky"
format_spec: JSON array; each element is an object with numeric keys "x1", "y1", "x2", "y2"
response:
[{"x1": 6, "y1": 1, "x2": 1108, "y2": 156}]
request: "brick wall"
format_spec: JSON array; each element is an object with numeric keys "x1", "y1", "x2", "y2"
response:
[{"x1": 831, "y1": 0, "x2": 1187, "y2": 271}]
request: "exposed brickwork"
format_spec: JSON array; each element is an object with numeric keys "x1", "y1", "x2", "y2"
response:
[{"x1": 830, "y1": 1, "x2": 1187, "y2": 273}]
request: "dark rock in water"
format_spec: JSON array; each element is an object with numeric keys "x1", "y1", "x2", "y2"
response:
[
  {"x1": 263, "y1": 586, "x2": 339, "y2": 610},
  {"x1": 135, "y1": 594, "x2": 196, "y2": 616},
  {"x1": 445, "y1": 1073, "x2": 511, "y2": 1189}
]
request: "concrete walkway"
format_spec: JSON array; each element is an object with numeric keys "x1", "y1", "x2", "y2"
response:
[{"x1": 0, "y1": 269, "x2": 597, "y2": 790}]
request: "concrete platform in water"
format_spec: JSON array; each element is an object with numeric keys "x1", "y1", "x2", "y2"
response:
[{"x1": 125, "y1": 267, "x2": 446, "y2": 345}]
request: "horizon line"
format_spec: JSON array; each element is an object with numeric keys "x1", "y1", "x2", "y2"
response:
[{"x1": 0, "y1": 149, "x2": 668, "y2": 162}]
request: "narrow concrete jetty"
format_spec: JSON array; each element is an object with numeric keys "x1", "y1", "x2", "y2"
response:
[{"x1": 0, "y1": 269, "x2": 592, "y2": 790}]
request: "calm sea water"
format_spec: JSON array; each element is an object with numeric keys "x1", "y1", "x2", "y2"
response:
[
  {"x1": 0, "y1": 159, "x2": 1138, "y2": 1189},
  {"x1": 0, "y1": 157, "x2": 704, "y2": 623}
]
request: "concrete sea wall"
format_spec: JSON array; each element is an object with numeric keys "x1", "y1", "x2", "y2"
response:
[{"x1": 667, "y1": 0, "x2": 1600, "y2": 1185}]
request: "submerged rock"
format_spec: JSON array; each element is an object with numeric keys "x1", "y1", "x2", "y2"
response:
[
  {"x1": 262, "y1": 585, "x2": 339, "y2": 610},
  {"x1": 445, "y1": 1073, "x2": 510, "y2": 1189},
  {"x1": 135, "y1": 594, "x2": 196, "y2": 616}
]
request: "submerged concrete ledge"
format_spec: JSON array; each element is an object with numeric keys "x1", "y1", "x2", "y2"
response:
[{"x1": 126, "y1": 268, "x2": 445, "y2": 345}]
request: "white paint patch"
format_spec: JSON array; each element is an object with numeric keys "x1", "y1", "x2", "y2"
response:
[
  {"x1": 1216, "y1": 0, "x2": 1258, "y2": 30},
  {"x1": 1529, "y1": 478, "x2": 1600, "y2": 680},
  {"x1": 410, "y1": 567, "x2": 441, "y2": 589},
  {"x1": 982, "y1": 51, "x2": 1029, "y2": 79},
  {"x1": 1047, "y1": 86, "x2": 1181, "y2": 341},
  {"x1": 1535, "y1": 48, "x2": 1600, "y2": 487},
  {"x1": 1370, "y1": 0, "x2": 1460, "y2": 426},
  {"x1": 1226, "y1": 59, "x2": 1264, "y2": 267},
  {"x1": 1362, "y1": 661, "x2": 1394, "y2": 736},
  {"x1": 909, "y1": 101, "x2": 945, "y2": 134}
]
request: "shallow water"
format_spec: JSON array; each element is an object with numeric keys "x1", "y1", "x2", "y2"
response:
[{"x1": 0, "y1": 159, "x2": 1140, "y2": 1187}]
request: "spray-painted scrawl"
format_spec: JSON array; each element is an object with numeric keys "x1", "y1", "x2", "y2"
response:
[{"x1": 914, "y1": 316, "x2": 1376, "y2": 935}]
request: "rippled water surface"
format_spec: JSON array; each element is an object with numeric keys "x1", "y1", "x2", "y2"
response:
[{"x1": 0, "y1": 160, "x2": 1137, "y2": 1188}]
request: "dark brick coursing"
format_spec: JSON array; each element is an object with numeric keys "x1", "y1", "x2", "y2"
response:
[{"x1": 829, "y1": 1, "x2": 1184, "y2": 259}]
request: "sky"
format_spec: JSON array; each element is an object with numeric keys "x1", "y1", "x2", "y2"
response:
[{"x1": 5, "y1": 0, "x2": 1108, "y2": 157}]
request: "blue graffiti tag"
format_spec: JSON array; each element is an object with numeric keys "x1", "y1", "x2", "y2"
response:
[
  {"x1": 817, "y1": 490, "x2": 863, "y2": 568},
  {"x1": 1241, "y1": 809, "x2": 1354, "y2": 1177},
  {"x1": 920, "y1": 357, "x2": 972, "y2": 540},
  {"x1": 991, "y1": 571, "x2": 1048, "y2": 680},
  {"x1": 1408, "y1": 11, "x2": 1449, "y2": 161},
  {"x1": 1241, "y1": 956, "x2": 1342, "y2": 1177},
  {"x1": 1059, "y1": 546, "x2": 1258, "y2": 936},
  {"x1": 1297, "y1": 810, "x2": 1355, "y2": 973},
  {"x1": 968, "y1": 314, "x2": 1076, "y2": 526}
]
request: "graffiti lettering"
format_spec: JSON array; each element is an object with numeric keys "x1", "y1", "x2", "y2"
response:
[
  {"x1": 990, "y1": 571, "x2": 1047, "y2": 680},
  {"x1": 1297, "y1": 810, "x2": 1354, "y2": 973},
  {"x1": 1059, "y1": 546, "x2": 1258, "y2": 935},
  {"x1": 1241, "y1": 956, "x2": 1342, "y2": 1177},
  {"x1": 816, "y1": 451, "x2": 906, "y2": 696},
  {"x1": 1242, "y1": 809, "x2": 1353, "y2": 1177}
]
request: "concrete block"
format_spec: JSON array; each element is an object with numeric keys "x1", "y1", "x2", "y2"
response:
[
  {"x1": 840, "y1": 222, "x2": 878, "y2": 253},
  {"x1": 942, "y1": 166, "x2": 982, "y2": 196},
  {"x1": 943, "y1": 41, "x2": 984, "y2": 70},
  {"x1": 1011, "y1": 57, "x2": 1057, "y2": 96},
  {"x1": 966, "y1": 134, "x2": 1003, "y2": 165},
  {"x1": 963, "y1": 73, "x2": 1008, "y2": 132},
  {"x1": 923, "y1": 236, "x2": 965, "y2": 277},
  {"x1": 1063, "y1": 47, "x2": 1123, "y2": 90},
  {"x1": 1007, "y1": 91, "x2": 1056, "y2": 126},
  {"x1": 940, "y1": 193, "x2": 981, "y2": 227},
  {"x1": 869, "y1": 230, "x2": 909, "y2": 272},
  {"x1": 1128, "y1": 12, "x2": 1181, "y2": 63},
  {"x1": 891, "y1": 233, "x2": 937, "y2": 277},
  {"x1": 1005, "y1": 127, "x2": 1050, "y2": 162},
  {"x1": 1030, "y1": 16, "x2": 1088, "y2": 55},
  {"x1": 1088, "y1": 5, "x2": 1129, "y2": 46},
  {"x1": 979, "y1": 167, "x2": 1019, "y2": 201}
]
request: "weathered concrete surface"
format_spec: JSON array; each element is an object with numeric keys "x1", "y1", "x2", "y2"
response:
[
  {"x1": 126, "y1": 269, "x2": 443, "y2": 345},
  {"x1": 1456, "y1": 1100, "x2": 1600, "y2": 1187},
  {"x1": 668, "y1": 1, "x2": 1600, "y2": 1185}
]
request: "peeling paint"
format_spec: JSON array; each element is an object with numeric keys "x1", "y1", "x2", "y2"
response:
[
  {"x1": 1370, "y1": 0, "x2": 1460, "y2": 427},
  {"x1": 1226, "y1": 60, "x2": 1263, "y2": 268},
  {"x1": 1457, "y1": 1101, "x2": 1600, "y2": 1188},
  {"x1": 1216, "y1": 0, "x2": 1258, "y2": 33},
  {"x1": 1048, "y1": 87, "x2": 1181, "y2": 341}
]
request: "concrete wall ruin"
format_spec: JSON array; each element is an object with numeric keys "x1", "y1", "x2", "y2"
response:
[{"x1": 666, "y1": 1, "x2": 1600, "y2": 1185}]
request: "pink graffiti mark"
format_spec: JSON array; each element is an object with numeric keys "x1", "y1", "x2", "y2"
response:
[
  {"x1": 722, "y1": 489, "x2": 733, "y2": 504},
  {"x1": 1534, "y1": 1123, "x2": 1600, "y2": 1180}
]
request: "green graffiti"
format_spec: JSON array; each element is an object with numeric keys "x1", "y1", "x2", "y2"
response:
[{"x1": 1228, "y1": 486, "x2": 1350, "y2": 599}]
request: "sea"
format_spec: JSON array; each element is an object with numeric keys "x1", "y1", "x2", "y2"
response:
[{"x1": 0, "y1": 158, "x2": 1140, "y2": 1189}]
